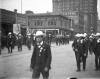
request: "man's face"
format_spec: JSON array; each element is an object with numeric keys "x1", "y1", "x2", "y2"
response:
[{"x1": 36, "y1": 36, "x2": 43, "y2": 43}]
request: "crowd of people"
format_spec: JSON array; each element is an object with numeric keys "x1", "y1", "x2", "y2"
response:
[
  {"x1": 1, "y1": 32, "x2": 33, "y2": 53},
  {"x1": 1, "y1": 30, "x2": 100, "y2": 79},
  {"x1": 55, "y1": 34, "x2": 69, "y2": 46},
  {"x1": 72, "y1": 33, "x2": 100, "y2": 71},
  {"x1": 1, "y1": 32, "x2": 70, "y2": 54}
]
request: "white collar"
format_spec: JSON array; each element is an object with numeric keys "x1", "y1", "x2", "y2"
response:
[
  {"x1": 40, "y1": 41, "x2": 43, "y2": 46},
  {"x1": 37, "y1": 41, "x2": 43, "y2": 45}
]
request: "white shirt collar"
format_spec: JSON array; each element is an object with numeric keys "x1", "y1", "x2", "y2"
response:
[{"x1": 40, "y1": 41, "x2": 43, "y2": 45}]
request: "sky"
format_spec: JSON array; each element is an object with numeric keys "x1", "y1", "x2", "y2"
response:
[{"x1": 1, "y1": 0, "x2": 100, "y2": 19}]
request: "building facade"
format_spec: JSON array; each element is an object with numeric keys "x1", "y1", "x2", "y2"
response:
[
  {"x1": 28, "y1": 14, "x2": 71, "y2": 35},
  {"x1": 1, "y1": 9, "x2": 16, "y2": 35},
  {"x1": 97, "y1": 20, "x2": 100, "y2": 33},
  {"x1": 15, "y1": 10, "x2": 27, "y2": 35},
  {"x1": 1, "y1": 9, "x2": 27, "y2": 35},
  {"x1": 52, "y1": 0, "x2": 97, "y2": 33},
  {"x1": 51, "y1": 11, "x2": 84, "y2": 33}
]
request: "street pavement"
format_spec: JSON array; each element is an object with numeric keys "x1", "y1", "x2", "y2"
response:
[{"x1": 0, "y1": 41, "x2": 100, "y2": 79}]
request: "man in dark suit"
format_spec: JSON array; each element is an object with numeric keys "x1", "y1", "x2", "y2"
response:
[
  {"x1": 17, "y1": 34, "x2": 23, "y2": 52},
  {"x1": 88, "y1": 36, "x2": 94, "y2": 54},
  {"x1": 26, "y1": 34, "x2": 31, "y2": 50},
  {"x1": 76, "y1": 34, "x2": 87, "y2": 72},
  {"x1": 7, "y1": 32, "x2": 13, "y2": 54},
  {"x1": 32, "y1": 34, "x2": 36, "y2": 46},
  {"x1": 83, "y1": 33, "x2": 89, "y2": 58},
  {"x1": 47, "y1": 34, "x2": 52, "y2": 46},
  {"x1": 93, "y1": 33, "x2": 100, "y2": 71},
  {"x1": 72, "y1": 34, "x2": 80, "y2": 61},
  {"x1": 30, "y1": 31, "x2": 52, "y2": 79}
]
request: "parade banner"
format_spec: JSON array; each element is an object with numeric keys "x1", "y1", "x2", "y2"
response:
[{"x1": 13, "y1": 24, "x2": 21, "y2": 34}]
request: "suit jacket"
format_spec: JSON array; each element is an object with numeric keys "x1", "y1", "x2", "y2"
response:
[
  {"x1": 7, "y1": 35, "x2": 13, "y2": 45},
  {"x1": 84, "y1": 38, "x2": 89, "y2": 56},
  {"x1": 76, "y1": 39, "x2": 86, "y2": 55},
  {"x1": 93, "y1": 38, "x2": 100, "y2": 55},
  {"x1": 30, "y1": 42, "x2": 52, "y2": 70},
  {"x1": 17, "y1": 36, "x2": 23, "y2": 45},
  {"x1": 72, "y1": 39, "x2": 78, "y2": 52}
]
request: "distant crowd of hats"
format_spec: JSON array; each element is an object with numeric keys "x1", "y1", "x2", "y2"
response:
[
  {"x1": 8, "y1": 30, "x2": 45, "y2": 37},
  {"x1": 75, "y1": 33, "x2": 100, "y2": 38},
  {"x1": 7, "y1": 31, "x2": 100, "y2": 38}
]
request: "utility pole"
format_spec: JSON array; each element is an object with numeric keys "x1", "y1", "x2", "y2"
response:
[
  {"x1": 21, "y1": 0, "x2": 22, "y2": 14},
  {"x1": 78, "y1": 0, "x2": 80, "y2": 33}
]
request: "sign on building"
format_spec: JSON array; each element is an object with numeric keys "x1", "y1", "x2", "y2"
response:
[
  {"x1": 13, "y1": 24, "x2": 21, "y2": 34},
  {"x1": 74, "y1": 19, "x2": 78, "y2": 24},
  {"x1": 17, "y1": 16, "x2": 27, "y2": 26},
  {"x1": 27, "y1": 29, "x2": 31, "y2": 34}
]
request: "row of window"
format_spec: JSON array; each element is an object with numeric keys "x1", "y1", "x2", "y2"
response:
[
  {"x1": 54, "y1": 4, "x2": 94, "y2": 9},
  {"x1": 54, "y1": 7, "x2": 94, "y2": 12},
  {"x1": 54, "y1": 8, "x2": 80, "y2": 12},
  {"x1": 29, "y1": 20, "x2": 70, "y2": 27},
  {"x1": 53, "y1": 12, "x2": 79, "y2": 17},
  {"x1": 53, "y1": 2, "x2": 95, "y2": 8}
]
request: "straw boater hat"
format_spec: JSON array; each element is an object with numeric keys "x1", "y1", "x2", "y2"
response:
[
  {"x1": 95, "y1": 33, "x2": 100, "y2": 37},
  {"x1": 8, "y1": 32, "x2": 12, "y2": 35},
  {"x1": 78, "y1": 34, "x2": 84, "y2": 38},
  {"x1": 84, "y1": 33, "x2": 87, "y2": 37},
  {"x1": 35, "y1": 31, "x2": 44, "y2": 37},
  {"x1": 91, "y1": 33, "x2": 95, "y2": 36},
  {"x1": 27, "y1": 33, "x2": 31, "y2": 36},
  {"x1": 75, "y1": 33, "x2": 80, "y2": 37},
  {"x1": 89, "y1": 36, "x2": 93, "y2": 39}
]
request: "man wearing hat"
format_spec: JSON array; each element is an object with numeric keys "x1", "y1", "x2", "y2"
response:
[
  {"x1": 75, "y1": 34, "x2": 87, "y2": 71},
  {"x1": 32, "y1": 33, "x2": 36, "y2": 46},
  {"x1": 88, "y1": 36, "x2": 94, "y2": 54},
  {"x1": 30, "y1": 31, "x2": 52, "y2": 79},
  {"x1": 83, "y1": 33, "x2": 89, "y2": 58},
  {"x1": 47, "y1": 34, "x2": 52, "y2": 46},
  {"x1": 72, "y1": 34, "x2": 80, "y2": 62},
  {"x1": 17, "y1": 33, "x2": 23, "y2": 52},
  {"x1": 26, "y1": 33, "x2": 31, "y2": 50},
  {"x1": 93, "y1": 33, "x2": 100, "y2": 71},
  {"x1": 7, "y1": 32, "x2": 13, "y2": 54}
]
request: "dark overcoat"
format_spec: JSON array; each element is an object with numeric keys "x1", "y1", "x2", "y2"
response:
[{"x1": 30, "y1": 42, "x2": 52, "y2": 70}]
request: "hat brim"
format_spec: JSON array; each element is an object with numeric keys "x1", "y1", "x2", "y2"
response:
[{"x1": 36, "y1": 35, "x2": 44, "y2": 37}]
